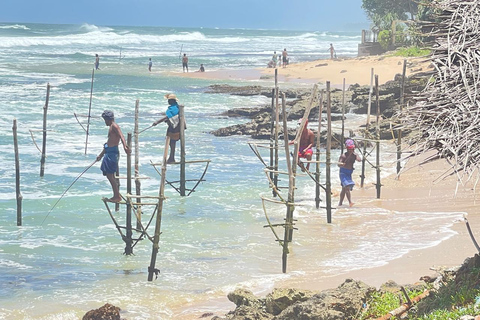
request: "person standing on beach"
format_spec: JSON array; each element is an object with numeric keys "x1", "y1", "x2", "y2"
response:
[
  {"x1": 152, "y1": 93, "x2": 182, "y2": 163},
  {"x1": 148, "y1": 58, "x2": 152, "y2": 72},
  {"x1": 95, "y1": 54, "x2": 100, "y2": 70},
  {"x1": 96, "y1": 110, "x2": 130, "y2": 202},
  {"x1": 282, "y1": 48, "x2": 288, "y2": 68},
  {"x1": 329, "y1": 44, "x2": 336, "y2": 59},
  {"x1": 338, "y1": 139, "x2": 361, "y2": 207},
  {"x1": 272, "y1": 51, "x2": 278, "y2": 67},
  {"x1": 182, "y1": 53, "x2": 189, "y2": 72}
]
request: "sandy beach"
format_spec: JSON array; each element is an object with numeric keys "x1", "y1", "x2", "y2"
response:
[
  {"x1": 175, "y1": 54, "x2": 431, "y2": 87},
  {"x1": 178, "y1": 55, "x2": 478, "y2": 305}
]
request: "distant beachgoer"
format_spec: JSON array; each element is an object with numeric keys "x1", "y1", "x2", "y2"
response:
[
  {"x1": 96, "y1": 110, "x2": 130, "y2": 202},
  {"x1": 272, "y1": 51, "x2": 278, "y2": 67},
  {"x1": 148, "y1": 58, "x2": 152, "y2": 72},
  {"x1": 199, "y1": 64, "x2": 205, "y2": 72},
  {"x1": 152, "y1": 93, "x2": 182, "y2": 163},
  {"x1": 329, "y1": 44, "x2": 337, "y2": 59},
  {"x1": 338, "y1": 139, "x2": 361, "y2": 207},
  {"x1": 289, "y1": 119, "x2": 315, "y2": 171},
  {"x1": 282, "y1": 48, "x2": 288, "y2": 68},
  {"x1": 95, "y1": 54, "x2": 100, "y2": 70},
  {"x1": 182, "y1": 54, "x2": 189, "y2": 72}
]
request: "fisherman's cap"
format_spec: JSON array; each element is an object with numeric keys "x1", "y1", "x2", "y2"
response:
[
  {"x1": 164, "y1": 93, "x2": 179, "y2": 101},
  {"x1": 102, "y1": 110, "x2": 114, "y2": 120},
  {"x1": 345, "y1": 139, "x2": 355, "y2": 149}
]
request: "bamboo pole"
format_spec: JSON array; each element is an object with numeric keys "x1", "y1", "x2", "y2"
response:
[
  {"x1": 326, "y1": 82, "x2": 332, "y2": 223},
  {"x1": 375, "y1": 75, "x2": 382, "y2": 199},
  {"x1": 115, "y1": 166, "x2": 120, "y2": 212},
  {"x1": 125, "y1": 133, "x2": 133, "y2": 255},
  {"x1": 270, "y1": 88, "x2": 275, "y2": 196},
  {"x1": 148, "y1": 136, "x2": 170, "y2": 281},
  {"x1": 179, "y1": 105, "x2": 186, "y2": 196},
  {"x1": 361, "y1": 68, "x2": 374, "y2": 188},
  {"x1": 13, "y1": 119, "x2": 22, "y2": 226},
  {"x1": 315, "y1": 91, "x2": 324, "y2": 209},
  {"x1": 40, "y1": 83, "x2": 50, "y2": 177},
  {"x1": 341, "y1": 78, "x2": 346, "y2": 155},
  {"x1": 134, "y1": 100, "x2": 142, "y2": 230},
  {"x1": 84, "y1": 69, "x2": 95, "y2": 155},
  {"x1": 397, "y1": 59, "x2": 407, "y2": 175}
]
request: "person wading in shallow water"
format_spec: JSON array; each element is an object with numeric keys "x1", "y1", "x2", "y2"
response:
[
  {"x1": 152, "y1": 93, "x2": 182, "y2": 163},
  {"x1": 338, "y1": 139, "x2": 361, "y2": 207},
  {"x1": 96, "y1": 110, "x2": 130, "y2": 202}
]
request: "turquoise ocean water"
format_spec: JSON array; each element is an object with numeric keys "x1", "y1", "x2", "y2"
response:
[{"x1": 0, "y1": 23, "x2": 464, "y2": 319}]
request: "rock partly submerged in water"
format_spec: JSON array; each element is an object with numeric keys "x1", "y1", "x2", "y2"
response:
[{"x1": 83, "y1": 303, "x2": 123, "y2": 320}]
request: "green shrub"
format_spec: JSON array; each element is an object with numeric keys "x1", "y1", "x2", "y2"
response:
[
  {"x1": 378, "y1": 30, "x2": 392, "y2": 50},
  {"x1": 394, "y1": 46, "x2": 431, "y2": 57}
]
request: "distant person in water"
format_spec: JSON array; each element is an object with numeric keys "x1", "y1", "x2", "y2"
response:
[
  {"x1": 198, "y1": 64, "x2": 205, "y2": 72},
  {"x1": 95, "y1": 54, "x2": 100, "y2": 70},
  {"x1": 152, "y1": 93, "x2": 182, "y2": 163},
  {"x1": 289, "y1": 119, "x2": 315, "y2": 172},
  {"x1": 148, "y1": 58, "x2": 152, "y2": 72},
  {"x1": 329, "y1": 44, "x2": 336, "y2": 59},
  {"x1": 282, "y1": 48, "x2": 288, "y2": 68},
  {"x1": 182, "y1": 53, "x2": 189, "y2": 72},
  {"x1": 96, "y1": 110, "x2": 130, "y2": 202},
  {"x1": 338, "y1": 139, "x2": 361, "y2": 207}
]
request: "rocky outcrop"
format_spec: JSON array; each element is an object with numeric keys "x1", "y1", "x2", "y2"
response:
[
  {"x1": 83, "y1": 303, "x2": 122, "y2": 320},
  {"x1": 213, "y1": 279, "x2": 375, "y2": 320}
]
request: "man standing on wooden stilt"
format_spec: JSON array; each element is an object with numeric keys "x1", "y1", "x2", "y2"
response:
[
  {"x1": 96, "y1": 110, "x2": 130, "y2": 202},
  {"x1": 152, "y1": 93, "x2": 181, "y2": 163}
]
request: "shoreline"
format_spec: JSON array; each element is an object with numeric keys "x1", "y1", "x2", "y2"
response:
[{"x1": 171, "y1": 54, "x2": 431, "y2": 87}]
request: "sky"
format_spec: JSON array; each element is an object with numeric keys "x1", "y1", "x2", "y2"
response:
[{"x1": 1, "y1": 0, "x2": 370, "y2": 31}]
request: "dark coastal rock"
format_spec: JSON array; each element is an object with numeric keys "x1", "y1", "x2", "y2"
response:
[
  {"x1": 275, "y1": 279, "x2": 375, "y2": 320},
  {"x1": 227, "y1": 288, "x2": 264, "y2": 309},
  {"x1": 265, "y1": 288, "x2": 315, "y2": 315},
  {"x1": 218, "y1": 305, "x2": 274, "y2": 320},
  {"x1": 206, "y1": 84, "x2": 310, "y2": 99},
  {"x1": 83, "y1": 303, "x2": 122, "y2": 320}
]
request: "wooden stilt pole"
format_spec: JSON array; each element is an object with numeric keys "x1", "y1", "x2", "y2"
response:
[
  {"x1": 281, "y1": 92, "x2": 292, "y2": 273},
  {"x1": 269, "y1": 88, "x2": 276, "y2": 196},
  {"x1": 340, "y1": 78, "x2": 346, "y2": 155},
  {"x1": 125, "y1": 133, "x2": 133, "y2": 255},
  {"x1": 148, "y1": 136, "x2": 170, "y2": 281},
  {"x1": 179, "y1": 105, "x2": 186, "y2": 196},
  {"x1": 85, "y1": 69, "x2": 94, "y2": 155},
  {"x1": 13, "y1": 119, "x2": 22, "y2": 226},
  {"x1": 115, "y1": 166, "x2": 120, "y2": 212},
  {"x1": 326, "y1": 82, "x2": 332, "y2": 223},
  {"x1": 274, "y1": 73, "x2": 279, "y2": 195},
  {"x1": 397, "y1": 59, "x2": 407, "y2": 175},
  {"x1": 361, "y1": 68, "x2": 374, "y2": 188},
  {"x1": 375, "y1": 75, "x2": 382, "y2": 198},
  {"x1": 134, "y1": 100, "x2": 142, "y2": 230},
  {"x1": 40, "y1": 83, "x2": 50, "y2": 177},
  {"x1": 315, "y1": 91, "x2": 324, "y2": 209}
]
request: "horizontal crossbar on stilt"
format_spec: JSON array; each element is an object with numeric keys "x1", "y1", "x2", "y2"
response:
[
  {"x1": 150, "y1": 159, "x2": 211, "y2": 166},
  {"x1": 114, "y1": 176, "x2": 150, "y2": 180}
]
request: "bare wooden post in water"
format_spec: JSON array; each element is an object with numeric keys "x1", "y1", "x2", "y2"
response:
[
  {"x1": 125, "y1": 133, "x2": 133, "y2": 255},
  {"x1": 134, "y1": 100, "x2": 142, "y2": 230},
  {"x1": 13, "y1": 119, "x2": 22, "y2": 226},
  {"x1": 179, "y1": 105, "x2": 186, "y2": 196},
  {"x1": 375, "y1": 75, "x2": 382, "y2": 198},
  {"x1": 273, "y1": 70, "x2": 279, "y2": 195},
  {"x1": 315, "y1": 91, "x2": 324, "y2": 209},
  {"x1": 361, "y1": 68, "x2": 374, "y2": 188},
  {"x1": 269, "y1": 88, "x2": 276, "y2": 196},
  {"x1": 326, "y1": 82, "x2": 332, "y2": 223},
  {"x1": 148, "y1": 136, "x2": 170, "y2": 281},
  {"x1": 115, "y1": 166, "x2": 120, "y2": 212},
  {"x1": 40, "y1": 83, "x2": 50, "y2": 177},
  {"x1": 85, "y1": 69, "x2": 95, "y2": 155},
  {"x1": 397, "y1": 59, "x2": 407, "y2": 175},
  {"x1": 340, "y1": 78, "x2": 346, "y2": 155}
]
